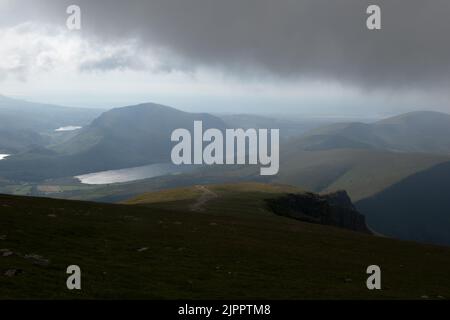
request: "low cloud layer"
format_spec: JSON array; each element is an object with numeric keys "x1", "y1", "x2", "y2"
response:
[
  {"x1": 2, "y1": 0, "x2": 450, "y2": 114},
  {"x1": 3, "y1": 0, "x2": 449, "y2": 90}
]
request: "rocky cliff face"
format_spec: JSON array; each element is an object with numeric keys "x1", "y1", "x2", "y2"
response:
[{"x1": 266, "y1": 191, "x2": 371, "y2": 233}]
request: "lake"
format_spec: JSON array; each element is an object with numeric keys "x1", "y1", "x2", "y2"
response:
[
  {"x1": 55, "y1": 126, "x2": 82, "y2": 132},
  {"x1": 75, "y1": 163, "x2": 197, "y2": 185}
]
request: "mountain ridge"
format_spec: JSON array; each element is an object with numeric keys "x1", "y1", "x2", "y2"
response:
[
  {"x1": 295, "y1": 110, "x2": 450, "y2": 154},
  {"x1": 0, "y1": 102, "x2": 227, "y2": 181}
]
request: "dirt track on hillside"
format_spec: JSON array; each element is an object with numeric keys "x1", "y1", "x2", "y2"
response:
[{"x1": 190, "y1": 186, "x2": 218, "y2": 212}]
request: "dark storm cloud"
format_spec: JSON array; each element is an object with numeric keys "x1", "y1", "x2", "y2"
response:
[{"x1": 6, "y1": 0, "x2": 450, "y2": 89}]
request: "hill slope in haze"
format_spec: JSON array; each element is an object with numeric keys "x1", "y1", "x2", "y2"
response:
[
  {"x1": 274, "y1": 148, "x2": 450, "y2": 202},
  {"x1": 0, "y1": 95, "x2": 102, "y2": 153},
  {"x1": 0, "y1": 103, "x2": 226, "y2": 181},
  {"x1": 357, "y1": 161, "x2": 450, "y2": 246},
  {"x1": 296, "y1": 111, "x2": 450, "y2": 154},
  {"x1": 54, "y1": 103, "x2": 225, "y2": 156},
  {"x1": 0, "y1": 95, "x2": 102, "y2": 133},
  {"x1": 219, "y1": 114, "x2": 329, "y2": 139},
  {"x1": 0, "y1": 129, "x2": 48, "y2": 154},
  {"x1": 2, "y1": 183, "x2": 450, "y2": 299}
]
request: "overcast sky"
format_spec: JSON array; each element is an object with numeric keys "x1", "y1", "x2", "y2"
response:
[{"x1": 1, "y1": 0, "x2": 450, "y2": 116}]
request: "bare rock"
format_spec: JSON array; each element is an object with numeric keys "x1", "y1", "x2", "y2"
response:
[
  {"x1": 4, "y1": 269, "x2": 22, "y2": 277},
  {"x1": 24, "y1": 254, "x2": 50, "y2": 266},
  {"x1": 266, "y1": 191, "x2": 371, "y2": 233},
  {"x1": 0, "y1": 248, "x2": 13, "y2": 257}
]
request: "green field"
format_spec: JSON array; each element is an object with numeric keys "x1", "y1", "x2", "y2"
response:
[{"x1": 1, "y1": 183, "x2": 449, "y2": 299}]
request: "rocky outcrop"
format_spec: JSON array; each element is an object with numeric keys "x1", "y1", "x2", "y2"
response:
[{"x1": 266, "y1": 191, "x2": 371, "y2": 233}]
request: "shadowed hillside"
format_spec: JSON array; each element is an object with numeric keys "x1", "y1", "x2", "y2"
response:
[
  {"x1": 2, "y1": 183, "x2": 450, "y2": 299},
  {"x1": 274, "y1": 148, "x2": 449, "y2": 201},
  {"x1": 357, "y1": 161, "x2": 450, "y2": 246}
]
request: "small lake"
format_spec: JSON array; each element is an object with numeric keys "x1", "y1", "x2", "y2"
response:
[
  {"x1": 55, "y1": 126, "x2": 82, "y2": 132},
  {"x1": 0, "y1": 154, "x2": 10, "y2": 160},
  {"x1": 75, "y1": 163, "x2": 197, "y2": 185}
]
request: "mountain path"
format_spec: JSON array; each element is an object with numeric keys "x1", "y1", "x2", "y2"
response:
[{"x1": 190, "y1": 186, "x2": 218, "y2": 212}]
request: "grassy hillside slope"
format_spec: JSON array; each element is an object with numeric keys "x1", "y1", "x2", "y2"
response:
[
  {"x1": 357, "y1": 161, "x2": 450, "y2": 246},
  {"x1": 275, "y1": 148, "x2": 449, "y2": 201},
  {"x1": 1, "y1": 183, "x2": 450, "y2": 299}
]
